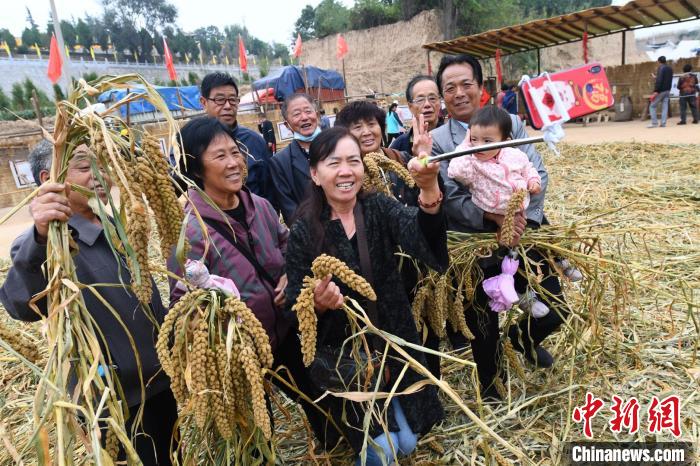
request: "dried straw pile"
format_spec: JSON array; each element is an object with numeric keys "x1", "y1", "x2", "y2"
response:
[{"x1": 1, "y1": 142, "x2": 698, "y2": 464}]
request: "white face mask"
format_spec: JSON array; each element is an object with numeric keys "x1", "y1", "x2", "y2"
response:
[{"x1": 293, "y1": 126, "x2": 322, "y2": 143}]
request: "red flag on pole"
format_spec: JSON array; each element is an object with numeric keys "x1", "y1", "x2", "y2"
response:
[
  {"x1": 47, "y1": 34, "x2": 63, "y2": 84},
  {"x1": 163, "y1": 38, "x2": 177, "y2": 81},
  {"x1": 582, "y1": 30, "x2": 589, "y2": 63},
  {"x1": 336, "y1": 34, "x2": 348, "y2": 60},
  {"x1": 293, "y1": 33, "x2": 303, "y2": 59},
  {"x1": 495, "y1": 48, "x2": 503, "y2": 87},
  {"x1": 238, "y1": 35, "x2": 248, "y2": 73}
]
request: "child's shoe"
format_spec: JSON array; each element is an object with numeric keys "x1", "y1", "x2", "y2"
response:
[
  {"x1": 556, "y1": 258, "x2": 583, "y2": 282},
  {"x1": 518, "y1": 289, "x2": 550, "y2": 318}
]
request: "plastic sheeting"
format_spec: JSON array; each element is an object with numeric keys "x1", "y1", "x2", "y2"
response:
[
  {"x1": 97, "y1": 85, "x2": 202, "y2": 117},
  {"x1": 252, "y1": 66, "x2": 345, "y2": 101}
]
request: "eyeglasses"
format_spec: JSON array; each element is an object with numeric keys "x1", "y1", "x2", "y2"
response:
[
  {"x1": 442, "y1": 81, "x2": 477, "y2": 95},
  {"x1": 207, "y1": 96, "x2": 240, "y2": 106},
  {"x1": 411, "y1": 95, "x2": 441, "y2": 106}
]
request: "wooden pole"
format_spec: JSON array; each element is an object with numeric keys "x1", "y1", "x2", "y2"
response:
[
  {"x1": 31, "y1": 90, "x2": 44, "y2": 128},
  {"x1": 621, "y1": 30, "x2": 626, "y2": 66},
  {"x1": 536, "y1": 48, "x2": 541, "y2": 75},
  {"x1": 175, "y1": 88, "x2": 185, "y2": 116},
  {"x1": 341, "y1": 58, "x2": 347, "y2": 99},
  {"x1": 126, "y1": 87, "x2": 131, "y2": 127},
  {"x1": 426, "y1": 50, "x2": 432, "y2": 75}
]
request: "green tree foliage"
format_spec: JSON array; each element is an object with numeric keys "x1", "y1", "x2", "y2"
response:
[
  {"x1": 294, "y1": 5, "x2": 317, "y2": 41},
  {"x1": 22, "y1": 8, "x2": 43, "y2": 47},
  {"x1": 21, "y1": 27, "x2": 42, "y2": 48},
  {"x1": 60, "y1": 21, "x2": 78, "y2": 48},
  {"x1": 350, "y1": 0, "x2": 400, "y2": 29},
  {"x1": 11, "y1": 83, "x2": 25, "y2": 110},
  {"x1": 75, "y1": 19, "x2": 92, "y2": 47},
  {"x1": 0, "y1": 29, "x2": 17, "y2": 52},
  {"x1": 22, "y1": 78, "x2": 52, "y2": 107},
  {"x1": 0, "y1": 88, "x2": 10, "y2": 109},
  {"x1": 314, "y1": 0, "x2": 351, "y2": 38},
  {"x1": 188, "y1": 71, "x2": 200, "y2": 86},
  {"x1": 102, "y1": 0, "x2": 177, "y2": 36}
]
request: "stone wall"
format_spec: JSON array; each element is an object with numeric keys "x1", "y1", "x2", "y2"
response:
[{"x1": 301, "y1": 9, "x2": 444, "y2": 98}]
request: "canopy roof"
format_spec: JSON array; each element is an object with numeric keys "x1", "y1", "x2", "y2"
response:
[{"x1": 423, "y1": 0, "x2": 700, "y2": 58}]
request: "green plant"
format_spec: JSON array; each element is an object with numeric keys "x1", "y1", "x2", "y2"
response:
[
  {"x1": 11, "y1": 83, "x2": 25, "y2": 110},
  {"x1": 0, "y1": 87, "x2": 10, "y2": 110},
  {"x1": 53, "y1": 83, "x2": 66, "y2": 102}
]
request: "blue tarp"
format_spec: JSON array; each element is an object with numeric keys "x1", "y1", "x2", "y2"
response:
[
  {"x1": 97, "y1": 85, "x2": 201, "y2": 117},
  {"x1": 252, "y1": 66, "x2": 345, "y2": 101}
]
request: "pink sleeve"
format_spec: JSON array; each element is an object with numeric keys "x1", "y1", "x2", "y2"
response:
[
  {"x1": 512, "y1": 148, "x2": 540, "y2": 184},
  {"x1": 525, "y1": 160, "x2": 540, "y2": 184},
  {"x1": 447, "y1": 156, "x2": 475, "y2": 186}
]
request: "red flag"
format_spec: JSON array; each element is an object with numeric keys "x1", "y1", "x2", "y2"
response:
[
  {"x1": 582, "y1": 30, "x2": 589, "y2": 64},
  {"x1": 293, "y1": 33, "x2": 303, "y2": 59},
  {"x1": 495, "y1": 48, "x2": 503, "y2": 87},
  {"x1": 238, "y1": 35, "x2": 248, "y2": 73},
  {"x1": 336, "y1": 34, "x2": 348, "y2": 60},
  {"x1": 163, "y1": 38, "x2": 177, "y2": 81},
  {"x1": 47, "y1": 34, "x2": 63, "y2": 84}
]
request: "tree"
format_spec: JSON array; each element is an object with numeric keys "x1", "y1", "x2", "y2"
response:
[
  {"x1": 48, "y1": 20, "x2": 78, "y2": 48},
  {"x1": 0, "y1": 87, "x2": 10, "y2": 110},
  {"x1": 314, "y1": 0, "x2": 351, "y2": 38},
  {"x1": 75, "y1": 19, "x2": 92, "y2": 48},
  {"x1": 23, "y1": 78, "x2": 52, "y2": 107},
  {"x1": 293, "y1": 5, "x2": 316, "y2": 41},
  {"x1": 22, "y1": 8, "x2": 42, "y2": 47},
  {"x1": 350, "y1": 0, "x2": 400, "y2": 29},
  {"x1": 21, "y1": 27, "x2": 42, "y2": 48},
  {"x1": 102, "y1": 0, "x2": 177, "y2": 35},
  {"x1": 0, "y1": 29, "x2": 17, "y2": 52},
  {"x1": 11, "y1": 83, "x2": 25, "y2": 110}
]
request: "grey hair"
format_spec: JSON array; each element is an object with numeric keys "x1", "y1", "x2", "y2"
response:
[
  {"x1": 28, "y1": 140, "x2": 53, "y2": 185},
  {"x1": 280, "y1": 92, "x2": 316, "y2": 120}
]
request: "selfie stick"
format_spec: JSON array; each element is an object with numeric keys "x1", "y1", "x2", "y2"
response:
[{"x1": 423, "y1": 136, "x2": 545, "y2": 164}]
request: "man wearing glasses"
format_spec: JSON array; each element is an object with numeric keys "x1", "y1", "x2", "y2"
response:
[
  {"x1": 199, "y1": 72, "x2": 274, "y2": 205},
  {"x1": 389, "y1": 75, "x2": 443, "y2": 157}
]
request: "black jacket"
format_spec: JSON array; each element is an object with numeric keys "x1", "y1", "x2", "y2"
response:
[
  {"x1": 285, "y1": 193, "x2": 447, "y2": 452},
  {"x1": 654, "y1": 64, "x2": 673, "y2": 93},
  {"x1": 257, "y1": 119, "x2": 276, "y2": 146},
  {"x1": 269, "y1": 140, "x2": 312, "y2": 223},
  {"x1": 0, "y1": 216, "x2": 169, "y2": 407}
]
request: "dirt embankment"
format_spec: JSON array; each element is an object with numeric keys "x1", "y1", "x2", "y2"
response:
[{"x1": 301, "y1": 9, "x2": 444, "y2": 97}]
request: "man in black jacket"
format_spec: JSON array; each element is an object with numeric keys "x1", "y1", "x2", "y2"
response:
[
  {"x1": 0, "y1": 141, "x2": 177, "y2": 465},
  {"x1": 648, "y1": 56, "x2": 673, "y2": 128},
  {"x1": 200, "y1": 72, "x2": 274, "y2": 205},
  {"x1": 257, "y1": 113, "x2": 277, "y2": 152}
]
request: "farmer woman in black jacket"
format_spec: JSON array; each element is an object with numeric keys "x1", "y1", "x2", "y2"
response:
[{"x1": 285, "y1": 126, "x2": 447, "y2": 465}]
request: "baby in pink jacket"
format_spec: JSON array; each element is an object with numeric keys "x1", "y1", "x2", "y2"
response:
[
  {"x1": 447, "y1": 112, "x2": 541, "y2": 214},
  {"x1": 447, "y1": 106, "x2": 547, "y2": 317}
]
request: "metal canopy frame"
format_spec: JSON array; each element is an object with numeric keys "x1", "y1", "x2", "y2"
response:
[{"x1": 423, "y1": 0, "x2": 700, "y2": 61}]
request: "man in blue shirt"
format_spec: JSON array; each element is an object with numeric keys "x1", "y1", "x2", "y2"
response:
[{"x1": 199, "y1": 72, "x2": 274, "y2": 205}]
